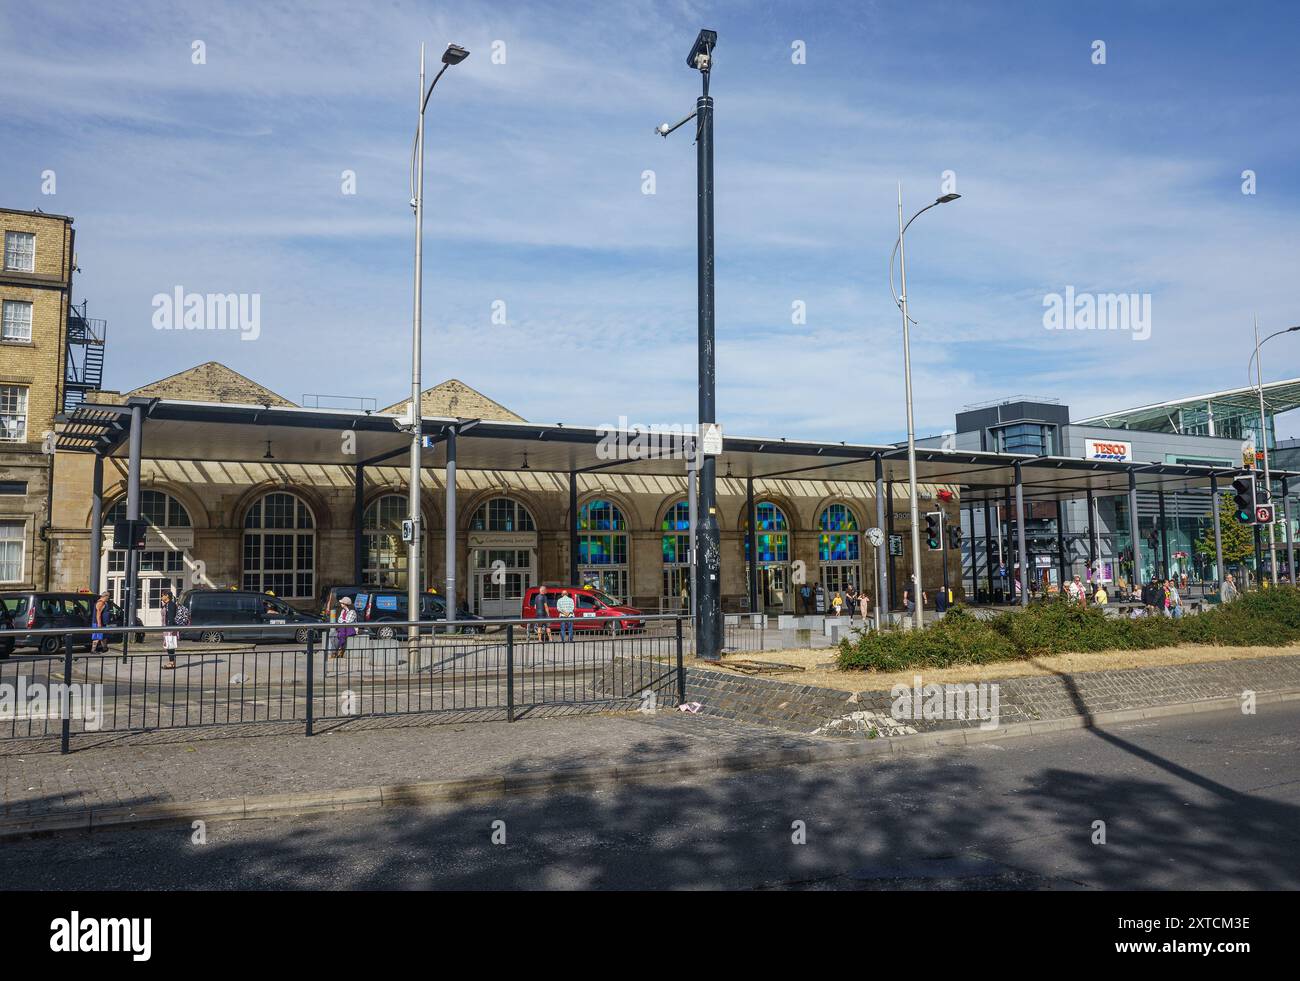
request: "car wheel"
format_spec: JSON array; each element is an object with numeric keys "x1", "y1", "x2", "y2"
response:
[
  {"x1": 38, "y1": 636, "x2": 62, "y2": 655},
  {"x1": 377, "y1": 625, "x2": 395, "y2": 640},
  {"x1": 294, "y1": 627, "x2": 310, "y2": 644},
  {"x1": 200, "y1": 630, "x2": 223, "y2": 644}
]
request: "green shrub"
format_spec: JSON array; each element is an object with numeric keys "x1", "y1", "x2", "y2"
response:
[{"x1": 835, "y1": 588, "x2": 1300, "y2": 673}]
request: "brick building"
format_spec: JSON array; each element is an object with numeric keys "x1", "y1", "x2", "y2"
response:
[{"x1": 1, "y1": 207, "x2": 104, "y2": 590}]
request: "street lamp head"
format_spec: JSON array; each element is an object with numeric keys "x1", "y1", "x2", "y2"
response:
[
  {"x1": 936, "y1": 193, "x2": 961, "y2": 204},
  {"x1": 656, "y1": 122, "x2": 671, "y2": 137},
  {"x1": 687, "y1": 29, "x2": 717, "y2": 72},
  {"x1": 441, "y1": 43, "x2": 470, "y2": 65}
]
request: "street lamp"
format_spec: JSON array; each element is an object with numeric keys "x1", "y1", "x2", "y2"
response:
[
  {"x1": 1247, "y1": 319, "x2": 1299, "y2": 585},
  {"x1": 655, "y1": 28, "x2": 723, "y2": 660},
  {"x1": 408, "y1": 42, "x2": 469, "y2": 641},
  {"x1": 889, "y1": 187, "x2": 961, "y2": 627}
]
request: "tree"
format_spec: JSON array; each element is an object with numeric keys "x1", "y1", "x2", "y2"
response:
[{"x1": 1196, "y1": 495, "x2": 1256, "y2": 568}]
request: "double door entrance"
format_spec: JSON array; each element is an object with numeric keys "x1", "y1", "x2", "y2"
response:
[
  {"x1": 103, "y1": 546, "x2": 192, "y2": 627},
  {"x1": 471, "y1": 547, "x2": 534, "y2": 618}
]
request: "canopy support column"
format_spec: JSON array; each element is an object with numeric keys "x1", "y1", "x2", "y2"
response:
[
  {"x1": 353, "y1": 465, "x2": 365, "y2": 585},
  {"x1": 746, "y1": 477, "x2": 758, "y2": 614},
  {"x1": 1055, "y1": 501, "x2": 1066, "y2": 595},
  {"x1": 874, "y1": 456, "x2": 886, "y2": 625},
  {"x1": 1014, "y1": 462, "x2": 1029, "y2": 607},
  {"x1": 1158, "y1": 490, "x2": 1170, "y2": 579},
  {"x1": 568, "y1": 468, "x2": 580, "y2": 587},
  {"x1": 445, "y1": 427, "x2": 456, "y2": 623},
  {"x1": 1129, "y1": 470, "x2": 1142, "y2": 586},
  {"x1": 1283, "y1": 476, "x2": 1295, "y2": 586},
  {"x1": 89, "y1": 453, "x2": 104, "y2": 596},
  {"x1": 123, "y1": 402, "x2": 143, "y2": 657}
]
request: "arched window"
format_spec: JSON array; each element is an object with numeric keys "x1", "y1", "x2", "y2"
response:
[
  {"x1": 470, "y1": 497, "x2": 535, "y2": 532},
  {"x1": 243, "y1": 491, "x2": 315, "y2": 598},
  {"x1": 363, "y1": 494, "x2": 406, "y2": 586},
  {"x1": 743, "y1": 502, "x2": 792, "y2": 612},
  {"x1": 818, "y1": 503, "x2": 862, "y2": 596},
  {"x1": 661, "y1": 500, "x2": 691, "y2": 603},
  {"x1": 578, "y1": 499, "x2": 629, "y2": 601},
  {"x1": 469, "y1": 497, "x2": 537, "y2": 617},
  {"x1": 105, "y1": 489, "x2": 191, "y2": 528}
]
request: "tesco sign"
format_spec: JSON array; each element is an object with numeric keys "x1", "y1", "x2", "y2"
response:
[{"x1": 1085, "y1": 438, "x2": 1132, "y2": 462}]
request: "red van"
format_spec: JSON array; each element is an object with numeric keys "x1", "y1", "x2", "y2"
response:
[{"x1": 521, "y1": 586, "x2": 644, "y2": 633}]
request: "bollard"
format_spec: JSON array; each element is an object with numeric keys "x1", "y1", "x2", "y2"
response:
[
  {"x1": 506, "y1": 623, "x2": 515, "y2": 723},
  {"x1": 305, "y1": 628, "x2": 315, "y2": 737},
  {"x1": 61, "y1": 632, "x2": 73, "y2": 755}
]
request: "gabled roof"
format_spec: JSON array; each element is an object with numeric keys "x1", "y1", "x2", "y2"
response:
[
  {"x1": 127, "y1": 362, "x2": 296, "y2": 407},
  {"x1": 382, "y1": 379, "x2": 525, "y2": 422}
]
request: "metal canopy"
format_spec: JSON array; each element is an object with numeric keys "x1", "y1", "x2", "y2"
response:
[
  {"x1": 1074, "y1": 376, "x2": 1300, "y2": 429},
  {"x1": 55, "y1": 398, "x2": 1298, "y2": 503}
]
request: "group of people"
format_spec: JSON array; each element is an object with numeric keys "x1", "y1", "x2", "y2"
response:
[
  {"x1": 1064, "y1": 575, "x2": 1110, "y2": 607},
  {"x1": 797, "y1": 582, "x2": 874, "y2": 619},
  {"x1": 529, "y1": 585, "x2": 576, "y2": 642}
]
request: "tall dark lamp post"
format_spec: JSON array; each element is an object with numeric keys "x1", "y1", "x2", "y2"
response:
[{"x1": 656, "y1": 29, "x2": 722, "y2": 659}]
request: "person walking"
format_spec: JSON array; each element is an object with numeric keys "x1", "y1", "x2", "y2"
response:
[
  {"x1": 90, "y1": 591, "x2": 111, "y2": 654},
  {"x1": 858, "y1": 590, "x2": 871, "y2": 626},
  {"x1": 532, "y1": 585, "x2": 552, "y2": 643},
  {"x1": 333, "y1": 595, "x2": 357, "y2": 657},
  {"x1": 160, "y1": 590, "x2": 179, "y2": 669},
  {"x1": 1220, "y1": 573, "x2": 1239, "y2": 604},
  {"x1": 555, "y1": 589, "x2": 575, "y2": 643},
  {"x1": 799, "y1": 583, "x2": 812, "y2": 615},
  {"x1": 831, "y1": 591, "x2": 843, "y2": 617}
]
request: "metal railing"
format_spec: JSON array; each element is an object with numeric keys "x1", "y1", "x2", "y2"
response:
[{"x1": 0, "y1": 615, "x2": 687, "y2": 753}]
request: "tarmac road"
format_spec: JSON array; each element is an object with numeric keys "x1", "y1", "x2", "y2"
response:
[{"x1": 5, "y1": 700, "x2": 1298, "y2": 890}]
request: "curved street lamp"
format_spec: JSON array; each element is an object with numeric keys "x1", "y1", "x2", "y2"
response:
[
  {"x1": 408, "y1": 42, "x2": 469, "y2": 638},
  {"x1": 889, "y1": 187, "x2": 960, "y2": 627},
  {"x1": 1247, "y1": 319, "x2": 1299, "y2": 585}
]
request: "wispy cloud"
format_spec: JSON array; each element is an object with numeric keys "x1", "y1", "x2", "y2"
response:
[{"x1": 3, "y1": 0, "x2": 1299, "y2": 441}]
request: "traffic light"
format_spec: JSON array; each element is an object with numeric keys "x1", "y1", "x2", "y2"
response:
[
  {"x1": 949, "y1": 525, "x2": 962, "y2": 550},
  {"x1": 925, "y1": 512, "x2": 942, "y2": 550},
  {"x1": 1232, "y1": 474, "x2": 1257, "y2": 524}
]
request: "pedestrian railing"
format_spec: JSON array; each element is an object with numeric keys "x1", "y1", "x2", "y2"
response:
[{"x1": 0, "y1": 615, "x2": 687, "y2": 753}]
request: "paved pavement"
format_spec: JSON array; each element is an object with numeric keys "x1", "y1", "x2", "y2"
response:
[
  {"x1": 1, "y1": 709, "x2": 820, "y2": 821},
  {"x1": 5, "y1": 700, "x2": 1297, "y2": 889}
]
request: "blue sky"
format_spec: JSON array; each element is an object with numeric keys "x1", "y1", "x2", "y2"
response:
[{"x1": 4, "y1": 0, "x2": 1299, "y2": 442}]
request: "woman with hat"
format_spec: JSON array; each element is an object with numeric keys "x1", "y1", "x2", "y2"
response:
[{"x1": 334, "y1": 595, "x2": 357, "y2": 658}]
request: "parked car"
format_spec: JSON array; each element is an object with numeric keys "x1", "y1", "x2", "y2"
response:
[
  {"x1": 354, "y1": 589, "x2": 485, "y2": 638},
  {"x1": 177, "y1": 589, "x2": 321, "y2": 644},
  {"x1": 521, "y1": 585, "x2": 644, "y2": 634},
  {"x1": 0, "y1": 591, "x2": 141, "y2": 654},
  {"x1": 318, "y1": 583, "x2": 368, "y2": 620}
]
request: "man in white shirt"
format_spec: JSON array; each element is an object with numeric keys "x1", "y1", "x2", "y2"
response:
[{"x1": 555, "y1": 590, "x2": 575, "y2": 642}]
